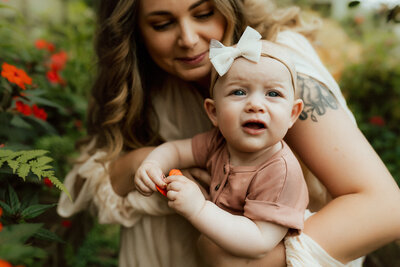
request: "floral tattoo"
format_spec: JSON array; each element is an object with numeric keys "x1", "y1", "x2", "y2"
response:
[{"x1": 297, "y1": 74, "x2": 339, "y2": 122}]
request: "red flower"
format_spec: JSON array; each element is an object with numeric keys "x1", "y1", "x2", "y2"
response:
[
  {"x1": 15, "y1": 101, "x2": 32, "y2": 116},
  {"x1": 35, "y1": 39, "x2": 47, "y2": 49},
  {"x1": 369, "y1": 116, "x2": 385, "y2": 126},
  {"x1": 0, "y1": 207, "x2": 2, "y2": 217},
  {"x1": 43, "y1": 177, "x2": 53, "y2": 188},
  {"x1": 50, "y1": 51, "x2": 68, "y2": 71},
  {"x1": 35, "y1": 39, "x2": 55, "y2": 53},
  {"x1": 61, "y1": 220, "x2": 72, "y2": 228},
  {"x1": 74, "y1": 119, "x2": 82, "y2": 130},
  {"x1": 1, "y1": 62, "x2": 32, "y2": 90},
  {"x1": 0, "y1": 223, "x2": 3, "y2": 233},
  {"x1": 46, "y1": 70, "x2": 65, "y2": 85},
  {"x1": 32, "y1": 104, "x2": 48, "y2": 121},
  {"x1": 0, "y1": 144, "x2": 4, "y2": 148}
]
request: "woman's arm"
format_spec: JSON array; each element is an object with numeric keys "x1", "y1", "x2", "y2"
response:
[
  {"x1": 285, "y1": 74, "x2": 400, "y2": 263},
  {"x1": 109, "y1": 146, "x2": 155, "y2": 197}
]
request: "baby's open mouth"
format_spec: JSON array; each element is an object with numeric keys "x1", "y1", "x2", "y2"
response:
[{"x1": 242, "y1": 121, "x2": 266, "y2": 129}]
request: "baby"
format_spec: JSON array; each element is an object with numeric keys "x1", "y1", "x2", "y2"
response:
[{"x1": 135, "y1": 27, "x2": 308, "y2": 258}]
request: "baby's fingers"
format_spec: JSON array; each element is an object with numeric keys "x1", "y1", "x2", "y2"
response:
[{"x1": 134, "y1": 176, "x2": 154, "y2": 196}]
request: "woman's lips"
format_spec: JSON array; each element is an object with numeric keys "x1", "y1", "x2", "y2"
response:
[{"x1": 176, "y1": 52, "x2": 207, "y2": 65}]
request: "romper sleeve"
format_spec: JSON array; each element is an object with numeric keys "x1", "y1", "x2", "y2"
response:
[{"x1": 57, "y1": 140, "x2": 173, "y2": 227}]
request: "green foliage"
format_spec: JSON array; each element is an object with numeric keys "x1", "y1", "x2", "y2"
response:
[
  {"x1": 65, "y1": 222, "x2": 120, "y2": 267},
  {"x1": 0, "y1": 149, "x2": 71, "y2": 199},
  {"x1": 339, "y1": 15, "x2": 400, "y2": 185}
]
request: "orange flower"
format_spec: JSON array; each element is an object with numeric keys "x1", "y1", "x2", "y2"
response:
[
  {"x1": 32, "y1": 104, "x2": 47, "y2": 121},
  {"x1": 0, "y1": 207, "x2": 2, "y2": 217},
  {"x1": 1, "y1": 62, "x2": 32, "y2": 90},
  {"x1": 0, "y1": 259, "x2": 12, "y2": 267},
  {"x1": 46, "y1": 70, "x2": 65, "y2": 85}
]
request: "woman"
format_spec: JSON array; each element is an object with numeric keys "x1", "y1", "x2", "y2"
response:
[{"x1": 57, "y1": 0, "x2": 400, "y2": 266}]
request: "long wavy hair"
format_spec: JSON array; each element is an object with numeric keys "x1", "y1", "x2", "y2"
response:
[{"x1": 83, "y1": 0, "x2": 318, "y2": 160}]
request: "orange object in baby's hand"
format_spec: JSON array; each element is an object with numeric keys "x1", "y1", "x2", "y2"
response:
[
  {"x1": 156, "y1": 169, "x2": 183, "y2": 197},
  {"x1": 169, "y1": 169, "x2": 183, "y2": 176}
]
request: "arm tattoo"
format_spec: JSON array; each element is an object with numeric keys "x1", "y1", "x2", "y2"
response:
[{"x1": 297, "y1": 74, "x2": 339, "y2": 122}]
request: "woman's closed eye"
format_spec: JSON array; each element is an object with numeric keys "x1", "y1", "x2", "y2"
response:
[
  {"x1": 152, "y1": 20, "x2": 174, "y2": 31},
  {"x1": 195, "y1": 10, "x2": 214, "y2": 20}
]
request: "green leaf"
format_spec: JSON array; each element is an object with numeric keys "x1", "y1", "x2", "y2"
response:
[
  {"x1": 6, "y1": 184, "x2": 20, "y2": 212},
  {"x1": 0, "y1": 223, "x2": 43, "y2": 244},
  {"x1": 16, "y1": 163, "x2": 30, "y2": 180},
  {"x1": 20, "y1": 203, "x2": 56, "y2": 219},
  {"x1": 34, "y1": 228, "x2": 65, "y2": 243},
  {"x1": 7, "y1": 159, "x2": 19, "y2": 173},
  {"x1": 0, "y1": 243, "x2": 46, "y2": 261},
  {"x1": 35, "y1": 156, "x2": 53, "y2": 166},
  {"x1": 0, "y1": 201, "x2": 12, "y2": 215},
  {"x1": 10, "y1": 115, "x2": 32, "y2": 129}
]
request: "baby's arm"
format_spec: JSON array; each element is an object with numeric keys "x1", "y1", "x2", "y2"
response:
[
  {"x1": 165, "y1": 175, "x2": 288, "y2": 258},
  {"x1": 134, "y1": 139, "x2": 195, "y2": 195}
]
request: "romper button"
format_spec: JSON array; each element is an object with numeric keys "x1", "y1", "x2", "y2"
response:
[{"x1": 215, "y1": 184, "x2": 220, "y2": 191}]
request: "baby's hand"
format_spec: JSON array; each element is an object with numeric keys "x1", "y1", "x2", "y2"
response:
[
  {"x1": 134, "y1": 161, "x2": 167, "y2": 196},
  {"x1": 165, "y1": 174, "x2": 206, "y2": 220}
]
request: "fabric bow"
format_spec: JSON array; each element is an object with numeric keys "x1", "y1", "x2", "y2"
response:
[{"x1": 209, "y1": 26, "x2": 262, "y2": 76}]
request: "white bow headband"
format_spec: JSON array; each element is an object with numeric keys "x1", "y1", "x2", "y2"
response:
[
  {"x1": 209, "y1": 26, "x2": 297, "y2": 93},
  {"x1": 209, "y1": 26, "x2": 261, "y2": 76}
]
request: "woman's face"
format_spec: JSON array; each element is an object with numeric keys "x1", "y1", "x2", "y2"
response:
[{"x1": 138, "y1": 0, "x2": 226, "y2": 83}]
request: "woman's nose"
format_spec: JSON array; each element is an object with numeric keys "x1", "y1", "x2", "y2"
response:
[{"x1": 177, "y1": 21, "x2": 199, "y2": 48}]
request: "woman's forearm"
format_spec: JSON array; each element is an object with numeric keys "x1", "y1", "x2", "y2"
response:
[{"x1": 109, "y1": 146, "x2": 155, "y2": 196}]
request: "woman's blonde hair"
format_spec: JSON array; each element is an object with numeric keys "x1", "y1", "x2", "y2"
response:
[{"x1": 84, "y1": 0, "x2": 318, "y2": 160}]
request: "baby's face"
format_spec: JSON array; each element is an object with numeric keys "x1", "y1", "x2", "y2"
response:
[{"x1": 211, "y1": 56, "x2": 299, "y2": 153}]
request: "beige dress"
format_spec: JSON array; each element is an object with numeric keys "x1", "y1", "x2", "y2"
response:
[{"x1": 58, "y1": 31, "x2": 362, "y2": 267}]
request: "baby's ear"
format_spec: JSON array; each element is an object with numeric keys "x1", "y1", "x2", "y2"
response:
[
  {"x1": 204, "y1": 98, "x2": 218, "y2": 127},
  {"x1": 289, "y1": 99, "x2": 304, "y2": 128}
]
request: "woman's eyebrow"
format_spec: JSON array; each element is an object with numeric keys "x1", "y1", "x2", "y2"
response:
[{"x1": 146, "y1": 0, "x2": 208, "y2": 17}]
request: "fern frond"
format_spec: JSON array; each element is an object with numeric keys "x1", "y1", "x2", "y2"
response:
[
  {"x1": 17, "y1": 150, "x2": 48, "y2": 164},
  {"x1": 0, "y1": 149, "x2": 71, "y2": 200},
  {"x1": 48, "y1": 176, "x2": 71, "y2": 200},
  {"x1": 17, "y1": 163, "x2": 30, "y2": 181}
]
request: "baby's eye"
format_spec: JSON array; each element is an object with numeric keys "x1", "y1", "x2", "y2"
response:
[
  {"x1": 232, "y1": 89, "x2": 246, "y2": 96},
  {"x1": 266, "y1": 91, "x2": 280, "y2": 97}
]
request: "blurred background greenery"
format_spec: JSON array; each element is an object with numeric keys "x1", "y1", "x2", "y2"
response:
[{"x1": 0, "y1": 0, "x2": 399, "y2": 266}]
